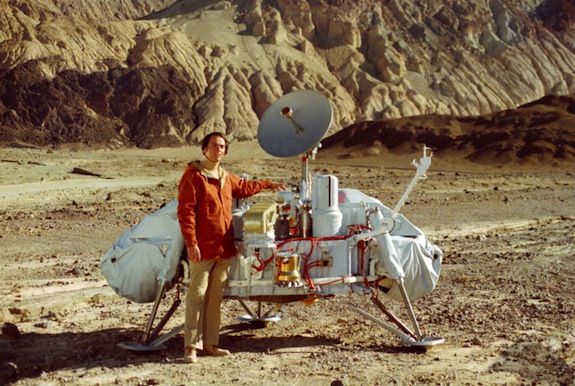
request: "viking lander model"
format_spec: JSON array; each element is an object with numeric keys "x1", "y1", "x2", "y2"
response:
[{"x1": 101, "y1": 90, "x2": 444, "y2": 352}]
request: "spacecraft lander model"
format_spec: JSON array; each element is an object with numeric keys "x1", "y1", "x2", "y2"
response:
[{"x1": 101, "y1": 90, "x2": 444, "y2": 352}]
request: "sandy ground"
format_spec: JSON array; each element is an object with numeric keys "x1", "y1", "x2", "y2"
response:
[{"x1": 0, "y1": 142, "x2": 574, "y2": 385}]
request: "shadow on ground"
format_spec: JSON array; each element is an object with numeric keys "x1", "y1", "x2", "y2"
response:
[{"x1": 0, "y1": 324, "x2": 351, "y2": 383}]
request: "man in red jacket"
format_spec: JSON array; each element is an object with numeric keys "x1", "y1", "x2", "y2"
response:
[{"x1": 177, "y1": 132, "x2": 285, "y2": 363}]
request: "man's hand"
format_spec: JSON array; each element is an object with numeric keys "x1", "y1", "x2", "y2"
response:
[
  {"x1": 187, "y1": 244, "x2": 201, "y2": 263},
  {"x1": 270, "y1": 182, "x2": 287, "y2": 192}
]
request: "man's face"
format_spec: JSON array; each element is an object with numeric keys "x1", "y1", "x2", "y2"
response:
[{"x1": 204, "y1": 135, "x2": 226, "y2": 163}]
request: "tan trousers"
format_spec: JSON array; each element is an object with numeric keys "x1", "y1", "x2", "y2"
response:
[{"x1": 184, "y1": 258, "x2": 232, "y2": 350}]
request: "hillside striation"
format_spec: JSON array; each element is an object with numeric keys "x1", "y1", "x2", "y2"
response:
[{"x1": 0, "y1": 0, "x2": 574, "y2": 149}]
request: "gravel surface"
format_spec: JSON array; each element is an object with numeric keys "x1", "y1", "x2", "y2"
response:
[{"x1": 1, "y1": 146, "x2": 574, "y2": 385}]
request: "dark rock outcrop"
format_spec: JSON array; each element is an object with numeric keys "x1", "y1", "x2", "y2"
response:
[
  {"x1": 322, "y1": 94, "x2": 575, "y2": 164},
  {"x1": 0, "y1": 63, "x2": 196, "y2": 147}
]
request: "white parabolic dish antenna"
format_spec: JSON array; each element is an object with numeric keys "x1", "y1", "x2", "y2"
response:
[{"x1": 258, "y1": 90, "x2": 333, "y2": 157}]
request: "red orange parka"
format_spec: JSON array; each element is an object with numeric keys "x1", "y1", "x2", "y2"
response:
[{"x1": 177, "y1": 161, "x2": 275, "y2": 260}]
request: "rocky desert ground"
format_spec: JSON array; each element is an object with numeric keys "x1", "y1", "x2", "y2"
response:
[
  {"x1": 0, "y1": 142, "x2": 574, "y2": 385},
  {"x1": 1, "y1": 1, "x2": 574, "y2": 385}
]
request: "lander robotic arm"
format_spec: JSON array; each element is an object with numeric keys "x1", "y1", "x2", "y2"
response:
[{"x1": 352, "y1": 145, "x2": 434, "y2": 245}]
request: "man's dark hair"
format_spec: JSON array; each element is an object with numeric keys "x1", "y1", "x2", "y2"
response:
[{"x1": 201, "y1": 132, "x2": 228, "y2": 154}]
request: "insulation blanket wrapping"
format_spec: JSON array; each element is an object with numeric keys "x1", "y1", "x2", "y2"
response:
[
  {"x1": 380, "y1": 233, "x2": 442, "y2": 302},
  {"x1": 339, "y1": 188, "x2": 442, "y2": 302},
  {"x1": 100, "y1": 200, "x2": 184, "y2": 303}
]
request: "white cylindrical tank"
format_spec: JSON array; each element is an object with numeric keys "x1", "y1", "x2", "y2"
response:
[{"x1": 312, "y1": 174, "x2": 343, "y2": 237}]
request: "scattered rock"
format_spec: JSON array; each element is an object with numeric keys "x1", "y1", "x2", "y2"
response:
[
  {"x1": 0, "y1": 361, "x2": 18, "y2": 378},
  {"x1": 69, "y1": 167, "x2": 103, "y2": 178},
  {"x1": 364, "y1": 146, "x2": 381, "y2": 156},
  {"x1": 1, "y1": 322, "x2": 21, "y2": 339},
  {"x1": 66, "y1": 266, "x2": 85, "y2": 276}
]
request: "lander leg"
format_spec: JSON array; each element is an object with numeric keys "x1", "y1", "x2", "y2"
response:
[
  {"x1": 237, "y1": 300, "x2": 282, "y2": 327},
  {"x1": 350, "y1": 239, "x2": 444, "y2": 349},
  {"x1": 348, "y1": 214, "x2": 443, "y2": 347},
  {"x1": 117, "y1": 279, "x2": 184, "y2": 352},
  {"x1": 349, "y1": 285, "x2": 444, "y2": 349},
  {"x1": 118, "y1": 260, "x2": 189, "y2": 352}
]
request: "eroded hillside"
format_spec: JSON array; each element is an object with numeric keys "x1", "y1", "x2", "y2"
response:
[{"x1": 0, "y1": 0, "x2": 574, "y2": 148}]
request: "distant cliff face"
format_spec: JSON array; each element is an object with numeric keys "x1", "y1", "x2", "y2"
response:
[{"x1": 0, "y1": 0, "x2": 573, "y2": 147}]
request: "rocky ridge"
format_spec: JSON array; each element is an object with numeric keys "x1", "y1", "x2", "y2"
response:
[
  {"x1": 322, "y1": 94, "x2": 575, "y2": 165},
  {"x1": 0, "y1": 0, "x2": 574, "y2": 149}
]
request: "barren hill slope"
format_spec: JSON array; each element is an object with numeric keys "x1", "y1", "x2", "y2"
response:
[
  {"x1": 322, "y1": 94, "x2": 575, "y2": 165},
  {"x1": 0, "y1": 0, "x2": 574, "y2": 148}
]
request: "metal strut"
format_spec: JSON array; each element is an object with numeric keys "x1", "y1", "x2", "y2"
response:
[
  {"x1": 142, "y1": 279, "x2": 169, "y2": 342},
  {"x1": 349, "y1": 284, "x2": 445, "y2": 348},
  {"x1": 396, "y1": 279, "x2": 423, "y2": 340},
  {"x1": 118, "y1": 280, "x2": 184, "y2": 352},
  {"x1": 238, "y1": 300, "x2": 282, "y2": 324},
  {"x1": 370, "y1": 291, "x2": 417, "y2": 340}
]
